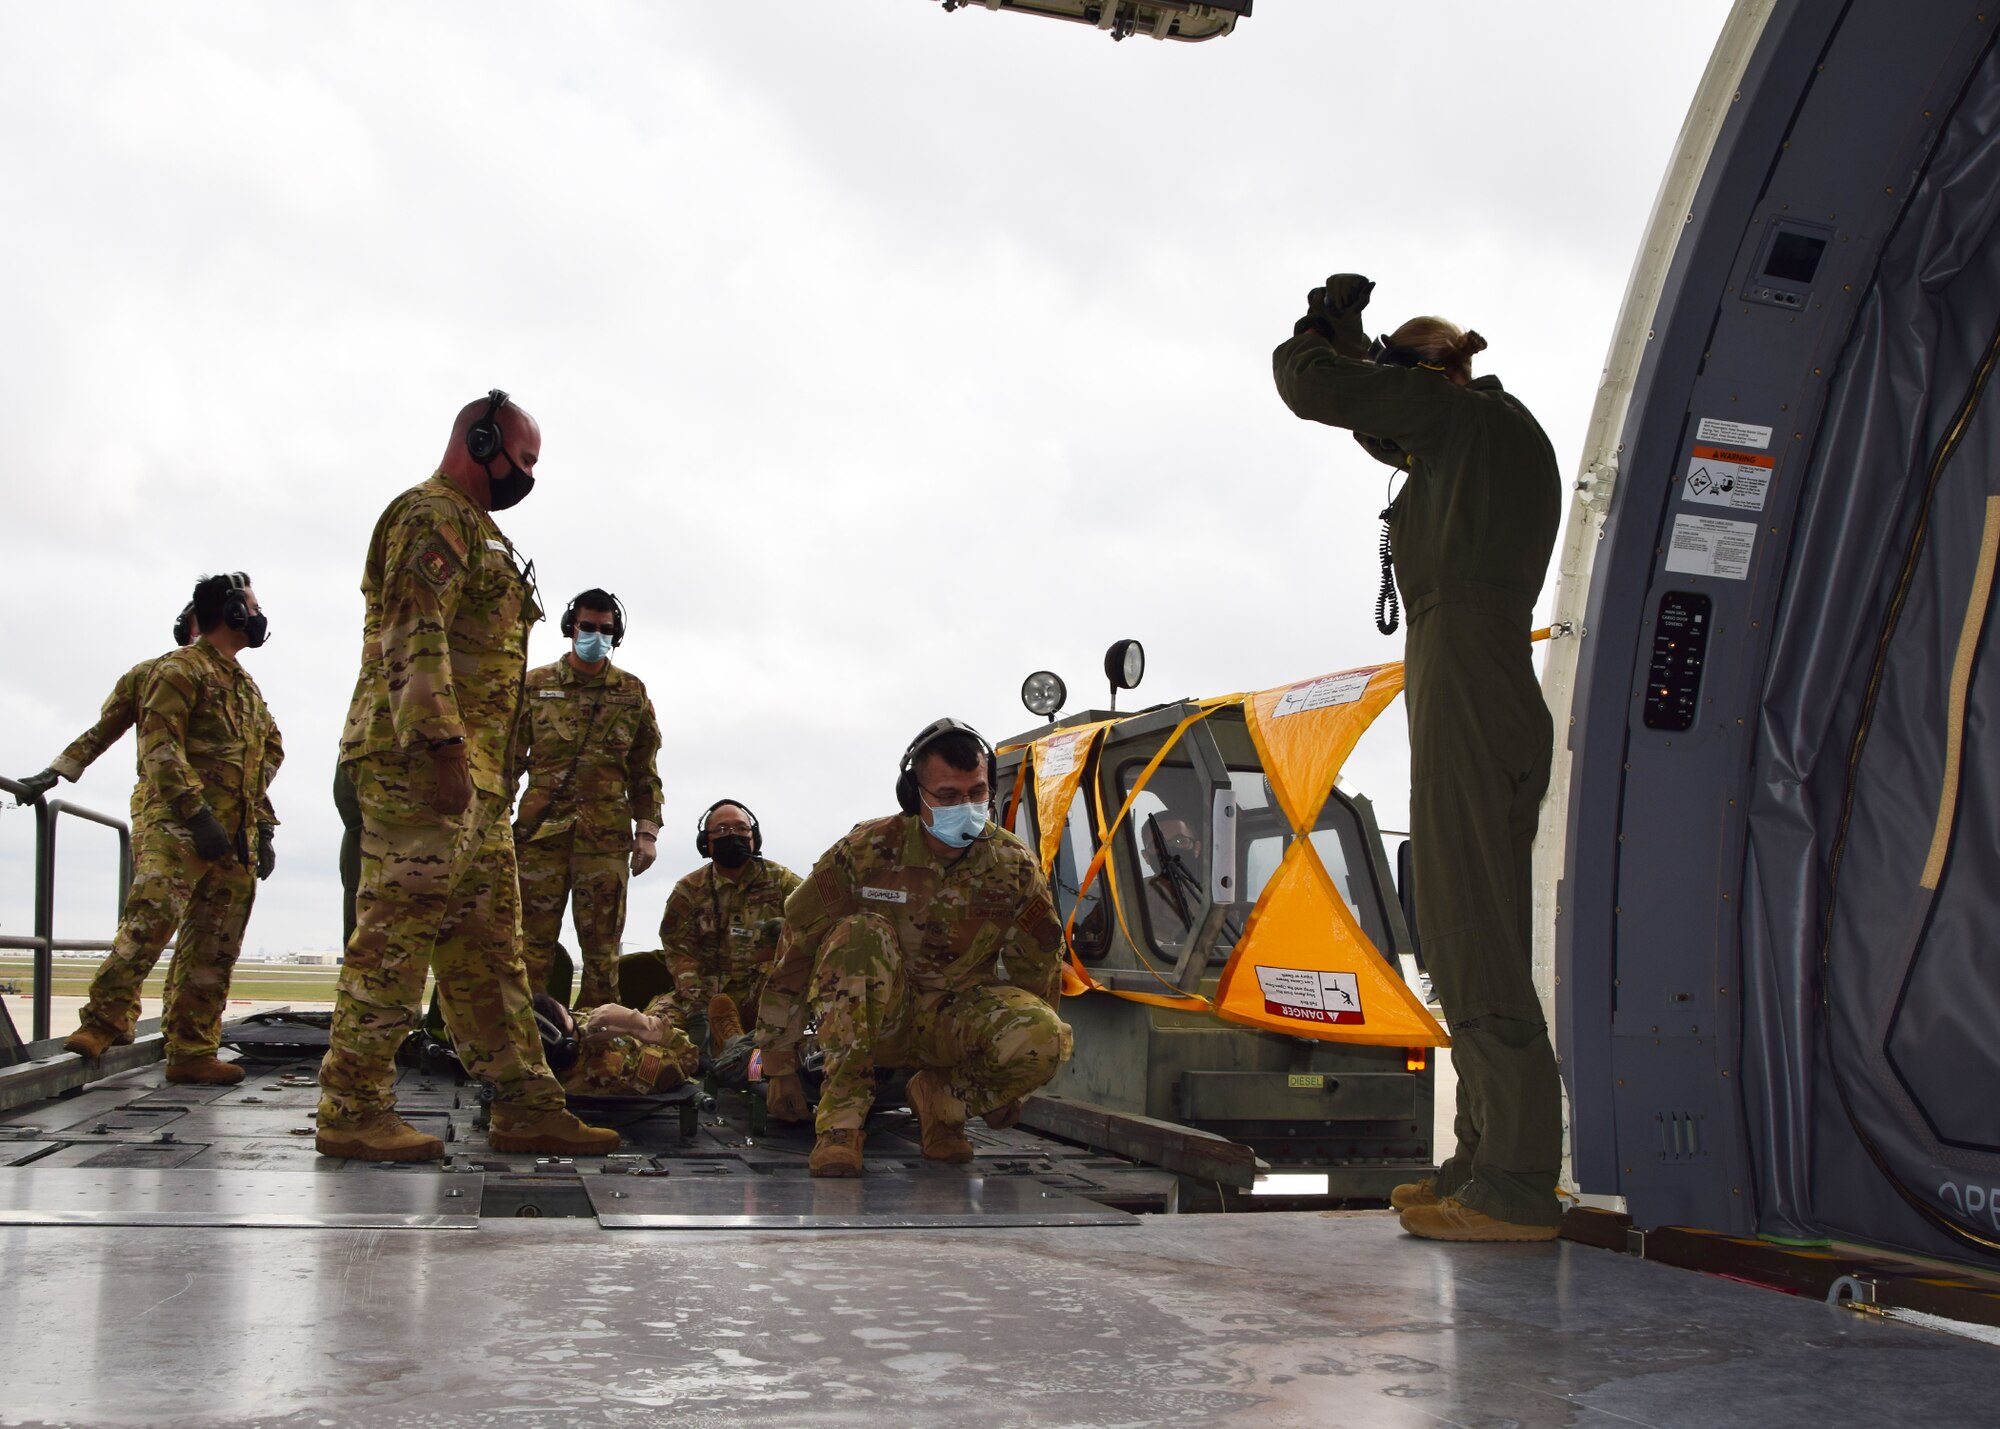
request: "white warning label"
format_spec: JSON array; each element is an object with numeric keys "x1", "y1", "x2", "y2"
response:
[
  {"x1": 1665, "y1": 513, "x2": 1757, "y2": 581},
  {"x1": 1255, "y1": 966, "x2": 1364, "y2": 1025},
  {"x1": 1695, "y1": 417, "x2": 1773, "y2": 450},
  {"x1": 1037, "y1": 733, "x2": 1082, "y2": 779},
  {"x1": 1272, "y1": 670, "x2": 1374, "y2": 719},
  {"x1": 1683, "y1": 443, "x2": 1775, "y2": 512}
]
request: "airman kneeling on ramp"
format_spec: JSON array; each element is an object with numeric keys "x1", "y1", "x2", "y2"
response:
[{"x1": 753, "y1": 719, "x2": 1072, "y2": 1177}]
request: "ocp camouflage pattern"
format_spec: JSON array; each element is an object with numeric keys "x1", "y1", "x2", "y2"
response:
[
  {"x1": 339, "y1": 472, "x2": 541, "y2": 796},
  {"x1": 511, "y1": 659, "x2": 663, "y2": 850},
  {"x1": 753, "y1": 812, "x2": 1068, "y2": 1109},
  {"x1": 656, "y1": 859, "x2": 802, "y2": 1026}
]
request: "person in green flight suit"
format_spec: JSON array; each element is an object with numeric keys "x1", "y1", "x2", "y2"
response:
[{"x1": 1273, "y1": 273, "x2": 1563, "y2": 1243}]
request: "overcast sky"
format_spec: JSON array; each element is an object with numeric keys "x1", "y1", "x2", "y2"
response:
[{"x1": 0, "y1": 1, "x2": 1732, "y2": 960}]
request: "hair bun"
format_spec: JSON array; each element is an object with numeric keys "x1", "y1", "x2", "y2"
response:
[{"x1": 1458, "y1": 330, "x2": 1488, "y2": 359}]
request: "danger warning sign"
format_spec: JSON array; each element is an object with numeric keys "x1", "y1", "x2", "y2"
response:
[
  {"x1": 1683, "y1": 444, "x2": 1775, "y2": 513},
  {"x1": 1255, "y1": 966, "x2": 1365, "y2": 1025}
]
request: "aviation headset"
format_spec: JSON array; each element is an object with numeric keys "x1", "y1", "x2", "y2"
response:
[
  {"x1": 894, "y1": 718, "x2": 997, "y2": 817},
  {"x1": 220, "y1": 572, "x2": 255, "y2": 632},
  {"x1": 465, "y1": 388, "x2": 510, "y2": 465},
  {"x1": 171, "y1": 601, "x2": 196, "y2": 648},
  {"x1": 531, "y1": 992, "x2": 579, "y2": 1074},
  {"x1": 560, "y1": 590, "x2": 628, "y2": 647},
  {"x1": 694, "y1": 798, "x2": 763, "y2": 858}
]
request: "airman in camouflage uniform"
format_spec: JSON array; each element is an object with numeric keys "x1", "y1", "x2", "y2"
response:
[
  {"x1": 755, "y1": 720, "x2": 1070, "y2": 1176},
  {"x1": 317, "y1": 390, "x2": 616, "y2": 1162},
  {"x1": 64, "y1": 578, "x2": 281, "y2": 1086},
  {"x1": 655, "y1": 801, "x2": 801, "y2": 1039},
  {"x1": 512, "y1": 591, "x2": 664, "y2": 1009},
  {"x1": 547, "y1": 997, "x2": 701, "y2": 1097},
  {"x1": 13, "y1": 601, "x2": 194, "y2": 813}
]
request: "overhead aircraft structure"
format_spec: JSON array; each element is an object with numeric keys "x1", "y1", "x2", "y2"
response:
[{"x1": 928, "y1": 0, "x2": 1250, "y2": 44}]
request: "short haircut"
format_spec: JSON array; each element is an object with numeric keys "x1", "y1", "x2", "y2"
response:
[
  {"x1": 190, "y1": 573, "x2": 241, "y2": 634},
  {"x1": 571, "y1": 588, "x2": 617, "y2": 617},
  {"x1": 920, "y1": 730, "x2": 987, "y2": 776}
]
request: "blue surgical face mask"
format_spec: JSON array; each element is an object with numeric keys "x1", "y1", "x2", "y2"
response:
[
  {"x1": 924, "y1": 798, "x2": 988, "y2": 849},
  {"x1": 573, "y1": 632, "x2": 613, "y2": 663}
]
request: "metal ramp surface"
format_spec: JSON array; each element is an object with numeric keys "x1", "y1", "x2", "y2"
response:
[
  {"x1": 0, "y1": 1166, "x2": 483, "y2": 1228},
  {"x1": 586, "y1": 1167, "x2": 1135, "y2": 1228}
]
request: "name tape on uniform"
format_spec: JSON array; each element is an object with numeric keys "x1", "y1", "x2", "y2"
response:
[
  {"x1": 861, "y1": 887, "x2": 909, "y2": 904},
  {"x1": 1683, "y1": 444, "x2": 1775, "y2": 512},
  {"x1": 1695, "y1": 416, "x2": 1773, "y2": 450},
  {"x1": 1255, "y1": 966, "x2": 1365, "y2": 1025},
  {"x1": 538, "y1": 689, "x2": 566, "y2": 699},
  {"x1": 1665, "y1": 513, "x2": 1757, "y2": 581},
  {"x1": 1272, "y1": 670, "x2": 1374, "y2": 719}
]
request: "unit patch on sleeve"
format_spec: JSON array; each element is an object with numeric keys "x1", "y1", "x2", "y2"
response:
[{"x1": 415, "y1": 533, "x2": 463, "y2": 588}]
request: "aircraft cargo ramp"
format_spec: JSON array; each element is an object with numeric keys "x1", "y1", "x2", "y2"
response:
[{"x1": 5, "y1": 1051, "x2": 2000, "y2": 1428}]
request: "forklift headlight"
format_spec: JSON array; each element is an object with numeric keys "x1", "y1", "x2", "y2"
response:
[{"x1": 1022, "y1": 670, "x2": 1067, "y2": 718}]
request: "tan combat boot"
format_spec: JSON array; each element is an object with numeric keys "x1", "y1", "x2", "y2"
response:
[
  {"x1": 906, "y1": 1068, "x2": 974, "y2": 1164},
  {"x1": 63, "y1": 1025, "x2": 120, "y2": 1059},
  {"x1": 707, "y1": 992, "x2": 744, "y2": 1056},
  {"x1": 1389, "y1": 1178, "x2": 1439, "y2": 1213},
  {"x1": 165, "y1": 1055, "x2": 245, "y2": 1086},
  {"x1": 316, "y1": 1112, "x2": 445, "y2": 1162},
  {"x1": 488, "y1": 1106, "x2": 621, "y2": 1156},
  {"x1": 1399, "y1": 1196, "x2": 1559, "y2": 1243},
  {"x1": 809, "y1": 1128, "x2": 866, "y2": 1177}
]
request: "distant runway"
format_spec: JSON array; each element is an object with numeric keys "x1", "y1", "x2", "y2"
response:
[{"x1": 0, "y1": 956, "x2": 355, "y2": 1034}]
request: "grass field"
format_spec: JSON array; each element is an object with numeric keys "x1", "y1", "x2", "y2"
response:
[{"x1": 0, "y1": 956, "x2": 355, "y2": 1007}]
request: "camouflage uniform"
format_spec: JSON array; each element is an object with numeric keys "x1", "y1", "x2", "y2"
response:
[
  {"x1": 319, "y1": 472, "x2": 568, "y2": 1129},
  {"x1": 755, "y1": 814, "x2": 1071, "y2": 1134},
  {"x1": 49, "y1": 657, "x2": 158, "y2": 794},
  {"x1": 512, "y1": 659, "x2": 664, "y2": 1007},
  {"x1": 561, "y1": 1018, "x2": 700, "y2": 1097},
  {"x1": 76, "y1": 642, "x2": 282, "y2": 1057},
  {"x1": 655, "y1": 858, "x2": 803, "y2": 1029}
]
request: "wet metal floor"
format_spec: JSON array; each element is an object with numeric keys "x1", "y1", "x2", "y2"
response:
[{"x1": 5, "y1": 1212, "x2": 2000, "y2": 1427}]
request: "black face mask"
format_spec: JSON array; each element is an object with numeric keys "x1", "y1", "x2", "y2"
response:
[
  {"x1": 487, "y1": 456, "x2": 536, "y2": 512},
  {"x1": 242, "y1": 613, "x2": 269, "y2": 649},
  {"x1": 711, "y1": 835, "x2": 755, "y2": 870}
]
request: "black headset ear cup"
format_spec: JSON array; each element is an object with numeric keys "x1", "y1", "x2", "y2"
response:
[
  {"x1": 221, "y1": 573, "x2": 252, "y2": 632},
  {"x1": 895, "y1": 769, "x2": 920, "y2": 817},
  {"x1": 560, "y1": 598, "x2": 577, "y2": 639},
  {"x1": 696, "y1": 799, "x2": 760, "y2": 858},
  {"x1": 465, "y1": 388, "x2": 508, "y2": 465}
]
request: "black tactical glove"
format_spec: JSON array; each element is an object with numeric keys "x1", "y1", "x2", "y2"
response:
[
  {"x1": 1298, "y1": 273, "x2": 1375, "y2": 350},
  {"x1": 1318, "y1": 272, "x2": 1374, "y2": 320},
  {"x1": 185, "y1": 807, "x2": 232, "y2": 863},
  {"x1": 257, "y1": 823, "x2": 277, "y2": 881},
  {"x1": 14, "y1": 768, "x2": 60, "y2": 801}
]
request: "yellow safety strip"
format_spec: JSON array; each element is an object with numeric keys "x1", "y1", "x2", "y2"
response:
[{"x1": 1921, "y1": 496, "x2": 2000, "y2": 890}]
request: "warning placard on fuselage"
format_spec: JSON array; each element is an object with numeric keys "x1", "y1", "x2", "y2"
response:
[
  {"x1": 1665, "y1": 514, "x2": 1757, "y2": 581},
  {"x1": 1255, "y1": 966, "x2": 1364, "y2": 1025},
  {"x1": 1683, "y1": 443, "x2": 1775, "y2": 512}
]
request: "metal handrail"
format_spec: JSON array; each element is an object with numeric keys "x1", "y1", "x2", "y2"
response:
[{"x1": 1, "y1": 774, "x2": 133, "y2": 1046}]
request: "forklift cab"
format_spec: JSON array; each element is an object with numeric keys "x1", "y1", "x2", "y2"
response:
[{"x1": 997, "y1": 692, "x2": 1437, "y2": 1201}]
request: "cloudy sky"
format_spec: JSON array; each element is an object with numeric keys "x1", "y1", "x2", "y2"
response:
[{"x1": 0, "y1": 1, "x2": 1731, "y2": 960}]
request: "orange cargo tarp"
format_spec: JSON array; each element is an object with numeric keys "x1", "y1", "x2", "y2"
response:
[
  {"x1": 1221, "y1": 662, "x2": 1445, "y2": 1046},
  {"x1": 1213, "y1": 836, "x2": 1445, "y2": 1046},
  {"x1": 1028, "y1": 721, "x2": 1114, "y2": 875}
]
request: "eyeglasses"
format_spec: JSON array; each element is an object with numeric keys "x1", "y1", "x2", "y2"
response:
[
  {"x1": 574, "y1": 619, "x2": 616, "y2": 634},
  {"x1": 921, "y1": 785, "x2": 991, "y2": 809},
  {"x1": 707, "y1": 821, "x2": 754, "y2": 837}
]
